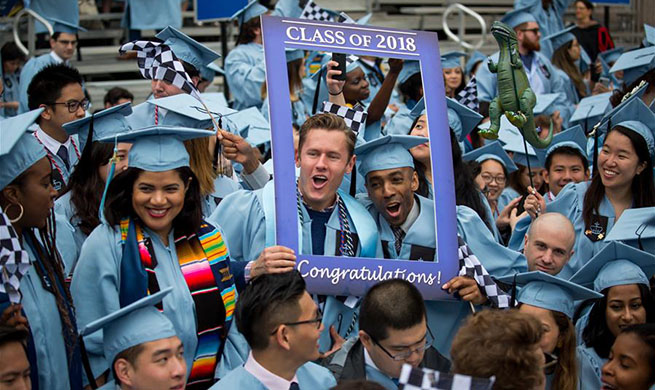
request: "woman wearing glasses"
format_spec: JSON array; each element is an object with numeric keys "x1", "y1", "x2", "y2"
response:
[{"x1": 496, "y1": 272, "x2": 602, "y2": 390}]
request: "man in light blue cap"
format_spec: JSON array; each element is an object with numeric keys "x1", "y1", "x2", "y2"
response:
[
  {"x1": 514, "y1": 0, "x2": 574, "y2": 57},
  {"x1": 17, "y1": 17, "x2": 86, "y2": 114},
  {"x1": 465, "y1": 50, "x2": 487, "y2": 77},
  {"x1": 568, "y1": 241, "x2": 655, "y2": 390},
  {"x1": 475, "y1": 6, "x2": 569, "y2": 126},
  {"x1": 79, "y1": 288, "x2": 187, "y2": 390},
  {"x1": 225, "y1": 0, "x2": 302, "y2": 110}
]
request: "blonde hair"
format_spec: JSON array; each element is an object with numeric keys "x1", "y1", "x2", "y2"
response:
[{"x1": 184, "y1": 136, "x2": 216, "y2": 197}]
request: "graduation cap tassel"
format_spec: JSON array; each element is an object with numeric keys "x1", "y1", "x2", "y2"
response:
[
  {"x1": 98, "y1": 136, "x2": 119, "y2": 224},
  {"x1": 510, "y1": 273, "x2": 518, "y2": 308}
]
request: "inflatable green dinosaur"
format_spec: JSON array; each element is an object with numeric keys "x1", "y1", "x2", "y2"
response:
[{"x1": 478, "y1": 21, "x2": 553, "y2": 149}]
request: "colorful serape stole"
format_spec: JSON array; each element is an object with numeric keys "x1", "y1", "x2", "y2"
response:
[{"x1": 119, "y1": 218, "x2": 235, "y2": 389}]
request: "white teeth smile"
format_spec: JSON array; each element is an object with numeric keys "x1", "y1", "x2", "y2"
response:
[
  {"x1": 603, "y1": 169, "x2": 618, "y2": 176},
  {"x1": 149, "y1": 209, "x2": 167, "y2": 216},
  {"x1": 313, "y1": 176, "x2": 327, "y2": 183}
]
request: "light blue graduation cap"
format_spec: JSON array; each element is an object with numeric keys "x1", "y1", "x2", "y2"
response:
[
  {"x1": 48, "y1": 17, "x2": 87, "y2": 34},
  {"x1": 535, "y1": 125, "x2": 587, "y2": 167},
  {"x1": 200, "y1": 62, "x2": 224, "y2": 83},
  {"x1": 465, "y1": 51, "x2": 487, "y2": 76},
  {"x1": 569, "y1": 241, "x2": 655, "y2": 292},
  {"x1": 644, "y1": 24, "x2": 655, "y2": 47},
  {"x1": 0, "y1": 109, "x2": 46, "y2": 190},
  {"x1": 497, "y1": 124, "x2": 541, "y2": 168},
  {"x1": 226, "y1": 107, "x2": 270, "y2": 133},
  {"x1": 62, "y1": 102, "x2": 132, "y2": 140},
  {"x1": 570, "y1": 92, "x2": 612, "y2": 132},
  {"x1": 79, "y1": 287, "x2": 176, "y2": 368},
  {"x1": 605, "y1": 207, "x2": 655, "y2": 249},
  {"x1": 609, "y1": 46, "x2": 655, "y2": 86},
  {"x1": 500, "y1": 6, "x2": 537, "y2": 29},
  {"x1": 286, "y1": 48, "x2": 304, "y2": 63},
  {"x1": 441, "y1": 51, "x2": 466, "y2": 69},
  {"x1": 599, "y1": 48, "x2": 624, "y2": 67},
  {"x1": 594, "y1": 81, "x2": 648, "y2": 135},
  {"x1": 232, "y1": 0, "x2": 269, "y2": 26},
  {"x1": 497, "y1": 271, "x2": 602, "y2": 318},
  {"x1": 156, "y1": 26, "x2": 220, "y2": 71},
  {"x1": 98, "y1": 126, "x2": 215, "y2": 172},
  {"x1": 240, "y1": 126, "x2": 271, "y2": 147},
  {"x1": 354, "y1": 135, "x2": 428, "y2": 177},
  {"x1": 397, "y1": 60, "x2": 421, "y2": 85},
  {"x1": 200, "y1": 92, "x2": 230, "y2": 109},
  {"x1": 447, "y1": 97, "x2": 483, "y2": 142},
  {"x1": 462, "y1": 141, "x2": 518, "y2": 172},
  {"x1": 543, "y1": 25, "x2": 576, "y2": 53},
  {"x1": 609, "y1": 94, "x2": 655, "y2": 159},
  {"x1": 147, "y1": 94, "x2": 235, "y2": 131},
  {"x1": 534, "y1": 93, "x2": 559, "y2": 116}
]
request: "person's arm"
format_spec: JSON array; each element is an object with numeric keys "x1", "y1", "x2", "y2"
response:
[
  {"x1": 326, "y1": 60, "x2": 347, "y2": 106},
  {"x1": 365, "y1": 58, "x2": 403, "y2": 123}
]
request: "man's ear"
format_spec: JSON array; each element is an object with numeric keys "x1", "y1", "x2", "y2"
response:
[
  {"x1": 410, "y1": 170, "x2": 419, "y2": 192},
  {"x1": 113, "y1": 358, "x2": 134, "y2": 387},
  {"x1": 345, "y1": 154, "x2": 356, "y2": 175},
  {"x1": 49, "y1": 38, "x2": 56, "y2": 50},
  {"x1": 274, "y1": 325, "x2": 293, "y2": 351},
  {"x1": 39, "y1": 104, "x2": 52, "y2": 121},
  {"x1": 359, "y1": 330, "x2": 373, "y2": 350}
]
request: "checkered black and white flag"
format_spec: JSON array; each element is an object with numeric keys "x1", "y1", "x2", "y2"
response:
[
  {"x1": 0, "y1": 207, "x2": 31, "y2": 304},
  {"x1": 322, "y1": 101, "x2": 368, "y2": 134},
  {"x1": 119, "y1": 40, "x2": 202, "y2": 102},
  {"x1": 457, "y1": 236, "x2": 511, "y2": 309},
  {"x1": 456, "y1": 75, "x2": 479, "y2": 112},
  {"x1": 399, "y1": 364, "x2": 495, "y2": 390},
  {"x1": 300, "y1": 0, "x2": 334, "y2": 22}
]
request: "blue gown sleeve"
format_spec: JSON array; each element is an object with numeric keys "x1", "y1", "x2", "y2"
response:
[
  {"x1": 18, "y1": 58, "x2": 37, "y2": 114},
  {"x1": 474, "y1": 54, "x2": 498, "y2": 103},
  {"x1": 224, "y1": 45, "x2": 266, "y2": 110},
  {"x1": 70, "y1": 224, "x2": 124, "y2": 382},
  {"x1": 207, "y1": 189, "x2": 266, "y2": 263},
  {"x1": 577, "y1": 346, "x2": 603, "y2": 390}
]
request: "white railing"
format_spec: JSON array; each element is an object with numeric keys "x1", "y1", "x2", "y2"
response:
[
  {"x1": 442, "y1": 3, "x2": 487, "y2": 50},
  {"x1": 13, "y1": 8, "x2": 53, "y2": 56}
]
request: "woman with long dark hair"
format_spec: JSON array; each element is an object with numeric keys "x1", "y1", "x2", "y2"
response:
[
  {"x1": 569, "y1": 242, "x2": 655, "y2": 389},
  {"x1": 542, "y1": 97, "x2": 655, "y2": 274},
  {"x1": 54, "y1": 103, "x2": 132, "y2": 272},
  {"x1": 546, "y1": 28, "x2": 589, "y2": 103},
  {"x1": 70, "y1": 126, "x2": 254, "y2": 388},
  {"x1": 441, "y1": 52, "x2": 467, "y2": 99},
  {"x1": 0, "y1": 109, "x2": 82, "y2": 389}
]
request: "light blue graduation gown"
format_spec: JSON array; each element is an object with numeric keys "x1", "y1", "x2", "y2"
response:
[
  {"x1": 366, "y1": 363, "x2": 399, "y2": 390},
  {"x1": 225, "y1": 43, "x2": 267, "y2": 110},
  {"x1": 0, "y1": 235, "x2": 75, "y2": 390},
  {"x1": 210, "y1": 362, "x2": 337, "y2": 390},
  {"x1": 18, "y1": 53, "x2": 58, "y2": 114},
  {"x1": 25, "y1": 0, "x2": 79, "y2": 34},
  {"x1": 2, "y1": 72, "x2": 19, "y2": 117},
  {"x1": 554, "y1": 68, "x2": 580, "y2": 106},
  {"x1": 514, "y1": 0, "x2": 574, "y2": 59},
  {"x1": 497, "y1": 186, "x2": 521, "y2": 217},
  {"x1": 576, "y1": 345, "x2": 603, "y2": 390},
  {"x1": 203, "y1": 175, "x2": 243, "y2": 218},
  {"x1": 54, "y1": 191, "x2": 86, "y2": 273},
  {"x1": 475, "y1": 51, "x2": 570, "y2": 124},
  {"x1": 208, "y1": 182, "x2": 383, "y2": 351},
  {"x1": 383, "y1": 103, "x2": 413, "y2": 136},
  {"x1": 261, "y1": 95, "x2": 309, "y2": 129},
  {"x1": 70, "y1": 223, "x2": 248, "y2": 383},
  {"x1": 122, "y1": 0, "x2": 182, "y2": 30}
]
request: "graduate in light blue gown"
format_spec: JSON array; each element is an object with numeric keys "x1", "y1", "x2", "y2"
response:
[
  {"x1": 383, "y1": 61, "x2": 421, "y2": 136},
  {"x1": 534, "y1": 95, "x2": 655, "y2": 275},
  {"x1": 475, "y1": 7, "x2": 570, "y2": 124},
  {"x1": 261, "y1": 49, "x2": 309, "y2": 129},
  {"x1": 210, "y1": 271, "x2": 336, "y2": 390},
  {"x1": 514, "y1": 0, "x2": 574, "y2": 58},
  {"x1": 0, "y1": 109, "x2": 82, "y2": 389},
  {"x1": 208, "y1": 113, "x2": 383, "y2": 352},
  {"x1": 54, "y1": 103, "x2": 133, "y2": 273},
  {"x1": 568, "y1": 242, "x2": 655, "y2": 390},
  {"x1": 18, "y1": 18, "x2": 86, "y2": 114},
  {"x1": 71, "y1": 125, "x2": 250, "y2": 387},
  {"x1": 79, "y1": 288, "x2": 187, "y2": 390},
  {"x1": 354, "y1": 135, "x2": 514, "y2": 354},
  {"x1": 442, "y1": 51, "x2": 467, "y2": 100},
  {"x1": 1, "y1": 42, "x2": 25, "y2": 117},
  {"x1": 496, "y1": 271, "x2": 602, "y2": 389},
  {"x1": 225, "y1": 0, "x2": 302, "y2": 110},
  {"x1": 543, "y1": 26, "x2": 590, "y2": 105}
]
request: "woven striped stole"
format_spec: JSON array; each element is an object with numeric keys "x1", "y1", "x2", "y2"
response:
[{"x1": 119, "y1": 218, "x2": 236, "y2": 388}]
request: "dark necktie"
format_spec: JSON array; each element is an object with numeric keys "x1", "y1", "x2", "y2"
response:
[
  {"x1": 56, "y1": 145, "x2": 70, "y2": 170},
  {"x1": 392, "y1": 226, "x2": 405, "y2": 254},
  {"x1": 289, "y1": 382, "x2": 300, "y2": 390}
]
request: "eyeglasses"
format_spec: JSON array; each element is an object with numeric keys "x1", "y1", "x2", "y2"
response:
[
  {"x1": 480, "y1": 173, "x2": 506, "y2": 185},
  {"x1": 270, "y1": 308, "x2": 323, "y2": 334},
  {"x1": 56, "y1": 39, "x2": 77, "y2": 46},
  {"x1": 543, "y1": 352, "x2": 558, "y2": 370},
  {"x1": 49, "y1": 99, "x2": 89, "y2": 113},
  {"x1": 520, "y1": 28, "x2": 541, "y2": 35},
  {"x1": 372, "y1": 327, "x2": 434, "y2": 361}
]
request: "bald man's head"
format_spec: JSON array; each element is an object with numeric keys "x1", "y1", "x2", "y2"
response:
[{"x1": 524, "y1": 213, "x2": 575, "y2": 275}]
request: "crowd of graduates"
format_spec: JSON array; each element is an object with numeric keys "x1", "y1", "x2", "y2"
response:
[{"x1": 1, "y1": 0, "x2": 655, "y2": 389}]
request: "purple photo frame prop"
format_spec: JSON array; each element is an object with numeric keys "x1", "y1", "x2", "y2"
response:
[{"x1": 262, "y1": 15, "x2": 458, "y2": 300}]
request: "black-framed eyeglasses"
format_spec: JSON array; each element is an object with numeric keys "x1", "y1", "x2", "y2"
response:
[
  {"x1": 371, "y1": 327, "x2": 434, "y2": 361},
  {"x1": 48, "y1": 98, "x2": 89, "y2": 113},
  {"x1": 480, "y1": 173, "x2": 507, "y2": 185},
  {"x1": 270, "y1": 307, "x2": 323, "y2": 334},
  {"x1": 543, "y1": 351, "x2": 558, "y2": 370},
  {"x1": 520, "y1": 28, "x2": 541, "y2": 35},
  {"x1": 56, "y1": 38, "x2": 78, "y2": 46}
]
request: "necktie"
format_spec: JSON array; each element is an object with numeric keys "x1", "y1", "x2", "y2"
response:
[
  {"x1": 392, "y1": 226, "x2": 405, "y2": 254},
  {"x1": 289, "y1": 382, "x2": 300, "y2": 390},
  {"x1": 56, "y1": 145, "x2": 70, "y2": 170}
]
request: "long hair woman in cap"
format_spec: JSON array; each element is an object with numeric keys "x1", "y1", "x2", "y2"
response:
[
  {"x1": 71, "y1": 126, "x2": 254, "y2": 389},
  {"x1": 0, "y1": 109, "x2": 82, "y2": 389}
]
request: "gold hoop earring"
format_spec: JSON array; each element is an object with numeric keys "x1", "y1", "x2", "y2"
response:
[{"x1": 6, "y1": 203, "x2": 24, "y2": 223}]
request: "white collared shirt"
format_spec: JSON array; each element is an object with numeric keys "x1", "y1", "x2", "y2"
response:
[
  {"x1": 364, "y1": 347, "x2": 381, "y2": 372},
  {"x1": 398, "y1": 196, "x2": 420, "y2": 234},
  {"x1": 49, "y1": 50, "x2": 65, "y2": 64},
  {"x1": 35, "y1": 127, "x2": 71, "y2": 157},
  {"x1": 243, "y1": 352, "x2": 299, "y2": 390}
]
